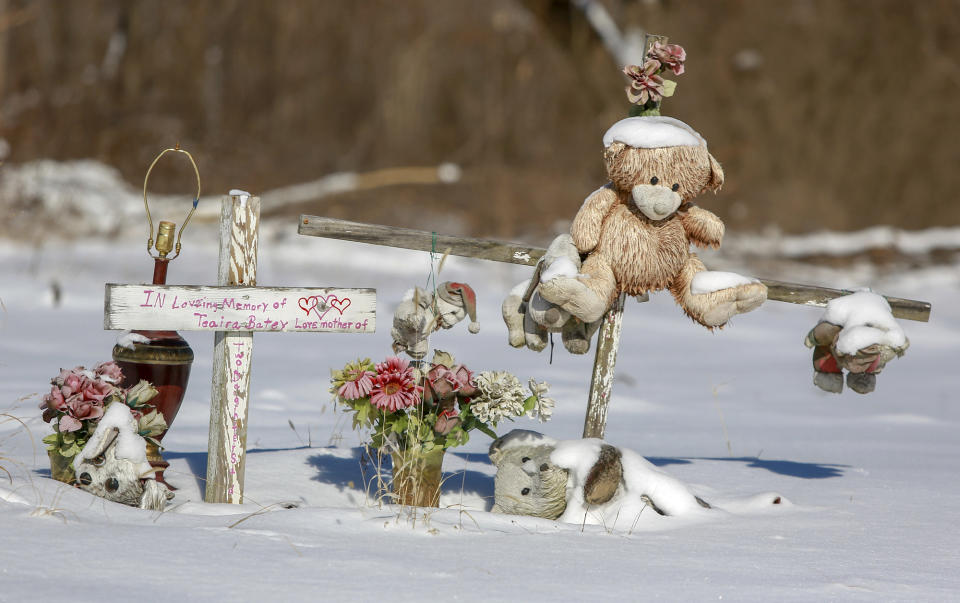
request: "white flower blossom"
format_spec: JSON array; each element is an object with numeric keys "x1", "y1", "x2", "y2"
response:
[
  {"x1": 471, "y1": 371, "x2": 526, "y2": 424},
  {"x1": 526, "y1": 379, "x2": 555, "y2": 422}
]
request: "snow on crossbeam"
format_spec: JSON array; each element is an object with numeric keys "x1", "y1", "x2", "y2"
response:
[{"x1": 104, "y1": 284, "x2": 375, "y2": 333}]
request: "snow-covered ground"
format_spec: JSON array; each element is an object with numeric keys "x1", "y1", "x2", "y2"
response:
[{"x1": 1, "y1": 213, "x2": 958, "y2": 601}]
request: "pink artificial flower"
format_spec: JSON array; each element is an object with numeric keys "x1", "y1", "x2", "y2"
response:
[
  {"x1": 58, "y1": 415, "x2": 82, "y2": 433},
  {"x1": 80, "y1": 379, "x2": 114, "y2": 403},
  {"x1": 94, "y1": 361, "x2": 124, "y2": 384},
  {"x1": 434, "y1": 409, "x2": 460, "y2": 436},
  {"x1": 375, "y1": 356, "x2": 411, "y2": 375},
  {"x1": 427, "y1": 364, "x2": 475, "y2": 394},
  {"x1": 448, "y1": 365, "x2": 476, "y2": 397},
  {"x1": 45, "y1": 386, "x2": 68, "y2": 411},
  {"x1": 623, "y1": 60, "x2": 665, "y2": 105},
  {"x1": 370, "y1": 360, "x2": 422, "y2": 412},
  {"x1": 67, "y1": 396, "x2": 105, "y2": 422},
  {"x1": 337, "y1": 366, "x2": 376, "y2": 400},
  {"x1": 647, "y1": 42, "x2": 686, "y2": 76},
  {"x1": 60, "y1": 370, "x2": 83, "y2": 397}
]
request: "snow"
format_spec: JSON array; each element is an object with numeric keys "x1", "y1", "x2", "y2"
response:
[
  {"x1": 690, "y1": 270, "x2": 759, "y2": 294},
  {"x1": 551, "y1": 438, "x2": 722, "y2": 528},
  {"x1": 820, "y1": 291, "x2": 907, "y2": 355},
  {"x1": 602, "y1": 116, "x2": 705, "y2": 148},
  {"x1": 2, "y1": 211, "x2": 959, "y2": 599},
  {"x1": 116, "y1": 330, "x2": 151, "y2": 350},
  {"x1": 76, "y1": 403, "x2": 152, "y2": 477},
  {"x1": 540, "y1": 256, "x2": 579, "y2": 281}
]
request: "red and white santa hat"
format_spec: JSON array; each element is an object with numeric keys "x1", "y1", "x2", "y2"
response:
[{"x1": 439, "y1": 281, "x2": 480, "y2": 334}]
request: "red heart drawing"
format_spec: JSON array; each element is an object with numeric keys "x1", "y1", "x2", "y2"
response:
[
  {"x1": 329, "y1": 296, "x2": 352, "y2": 315},
  {"x1": 298, "y1": 296, "x2": 318, "y2": 315}
]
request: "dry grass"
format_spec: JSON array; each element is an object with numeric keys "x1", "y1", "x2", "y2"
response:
[{"x1": 1, "y1": 0, "x2": 957, "y2": 240}]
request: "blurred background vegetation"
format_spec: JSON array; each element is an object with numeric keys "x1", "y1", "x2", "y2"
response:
[{"x1": 1, "y1": 0, "x2": 958, "y2": 240}]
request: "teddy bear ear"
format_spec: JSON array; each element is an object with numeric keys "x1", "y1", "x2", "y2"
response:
[
  {"x1": 703, "y1": 151, "x2": 725, "y2": 193},
  {"x1": 488, "y1": 437, "x2": 506, "y2": 466},
  {"x1": 583, "y1": 444, "x2": 623, "y2": 505}
]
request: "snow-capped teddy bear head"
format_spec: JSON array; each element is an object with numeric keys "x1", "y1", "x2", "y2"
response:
[
  {"x1": 602, "y1": 116, "x2": 724, "y2": 221},
  {"x1": 488, "y1": 430, "x2": 623, "y2": 520}
]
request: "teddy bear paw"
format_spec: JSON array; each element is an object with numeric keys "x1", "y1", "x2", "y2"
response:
[
  {"x1": 813, "y1": 370, "x2": 844, "y2": 393},
  {"x1": 696, "y1": 281, "x2": 768, "y2": 327},
  {"x1": 538, "y1": 277, "x2": 608, "y2": 323},
  {"x1": 846, "y1": 372, "x2": 876, "y2": 394}
]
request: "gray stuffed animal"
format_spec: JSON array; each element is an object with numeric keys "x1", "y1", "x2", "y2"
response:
[
  {"x1": 501, "y1": 234, "x2": 602, "y2": 355},
  {"x1": 489, "y1": 429, "x2": 711, "y2": 523},
  {"x1": 391, "y1": 281, "x2": 480, "y2": 360},
  {"x1": 74, "y1": 403, "x2": 173, "y2": 511}
]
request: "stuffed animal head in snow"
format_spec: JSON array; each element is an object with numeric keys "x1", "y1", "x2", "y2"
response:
[
  {"x1": 805, "y1": 290, "x2": 909, "y2": 394},
  {"x1": 602, "y1": 116, "x2": 723, "y2": 221},
  {"x1": 488, "y1": 430, "x2": 625, "y2": 520},
  {"x1": 74, "y1": 403, "x2": 173, "y2": 510},
  {"x1": 488, "y1": 430, "x2": 569, "y2": 518},
  {"x1": 391, "y1": 281, "x2": 480, "y2": 360}
]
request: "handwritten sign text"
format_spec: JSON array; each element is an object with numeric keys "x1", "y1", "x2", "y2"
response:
[{"x1": 104, "y1": 284, "x2": 376, "y2": 333}]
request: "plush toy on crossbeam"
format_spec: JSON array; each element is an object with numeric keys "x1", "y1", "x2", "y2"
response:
[
  {"x1": 805, "y1": 290, "x2": 909, "y2": 394},
  {"x1": 502, "y1": 234, "x2": 603, "y2": 354},
  {"x1": 391, "y1": 281, "x2": 480, "y2": 361},
  {"x1": 537, "y1": 115, "x2": 766, "y2": 329},
  {"x1": 503, "y1": 45, "x2": 765, "y2": 355}
]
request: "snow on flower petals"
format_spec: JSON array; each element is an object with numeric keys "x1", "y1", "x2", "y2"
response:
[
  {"x1": 94, "y1": 361, "x2": 124, "y2": 384},
  {"x1": 624, "y1": 60, "x2": 665, "y2": 106}
]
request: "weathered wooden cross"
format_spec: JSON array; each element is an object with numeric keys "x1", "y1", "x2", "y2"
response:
[
  {"x1": 104, "y1": 193, "x2": 376, "y2": 503},
  {"x1": 298, "y1": 215, "x2": 932, "y2": 439}
]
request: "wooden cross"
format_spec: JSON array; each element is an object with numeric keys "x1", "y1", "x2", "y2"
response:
[
  {"x1": 298, "y1": 215, "x2": 931, "y2": 439},
  {"x1": 104, "y1": 193, "x2": 377, "y2": 503}
]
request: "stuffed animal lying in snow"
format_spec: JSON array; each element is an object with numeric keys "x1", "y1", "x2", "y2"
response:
[
  {"x1": 538, "y1": 116, "x2": 766, "y2": 328},
  {"x1": 391, "y1": 281, "x2": 480, "y2": 360},
  {"x1": 805, "y1": 290, "x2": 909, "y2": 394},
  {"x1": 75, "y1": 402, "x2": 173, "y2": 511},
  {"x1": 489, "y1": 429, "x2": 715, "y2": 525},
  {"x1": 501, "y1": 234, "x2": 603, "y2": 354}
]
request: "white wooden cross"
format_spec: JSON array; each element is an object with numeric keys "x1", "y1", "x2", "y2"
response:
[{"x1": 104, "y1": 193, "x2": 376, "y2": 503}]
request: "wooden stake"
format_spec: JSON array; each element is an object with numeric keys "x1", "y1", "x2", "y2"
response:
[
  {"x1": 582, "y1": 293, "x2": 628, "y2": 439},
  {"x1": 581, "y1": 33, "x2": 670, "y2": 438},
  {"x1": 206, "y1": 193, "x2": 260, "y2": 503}
]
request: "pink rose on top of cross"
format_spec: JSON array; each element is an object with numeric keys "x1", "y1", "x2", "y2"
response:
[
  {"x1": 624, "y1": 60, "x2": 665, "y2": 106},
  {"x1": 646, "y1": 41, "x2": 686, "y2": 76}
]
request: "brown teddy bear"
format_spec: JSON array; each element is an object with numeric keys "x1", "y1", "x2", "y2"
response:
[{"x1": 538, "y1": 116, "x2": 767, "y2": 328}]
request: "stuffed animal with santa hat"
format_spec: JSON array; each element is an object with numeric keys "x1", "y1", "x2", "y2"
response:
[{"x1": 391, "y1": 281, "x2": 480, "y2": 361}]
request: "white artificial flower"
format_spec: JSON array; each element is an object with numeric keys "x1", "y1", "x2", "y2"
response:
[{"x1": 471, "y1": 371, "x2": 526, "y2": 424}]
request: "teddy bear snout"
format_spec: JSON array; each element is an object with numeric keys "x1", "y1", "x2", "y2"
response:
[{"x1": 631, "y1": 184, "x2": 682, "y2": 221}]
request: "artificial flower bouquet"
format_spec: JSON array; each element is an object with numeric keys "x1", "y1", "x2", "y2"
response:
[
  {"x1": 39, "y1": 361, "x2": 167, "y2": 483},
  {"x1": 331, "y1": 350, "x2": 553, "y2": 506},
  {"x1": 623, "y1": 40, "x2": 687, "y2": 115}
]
